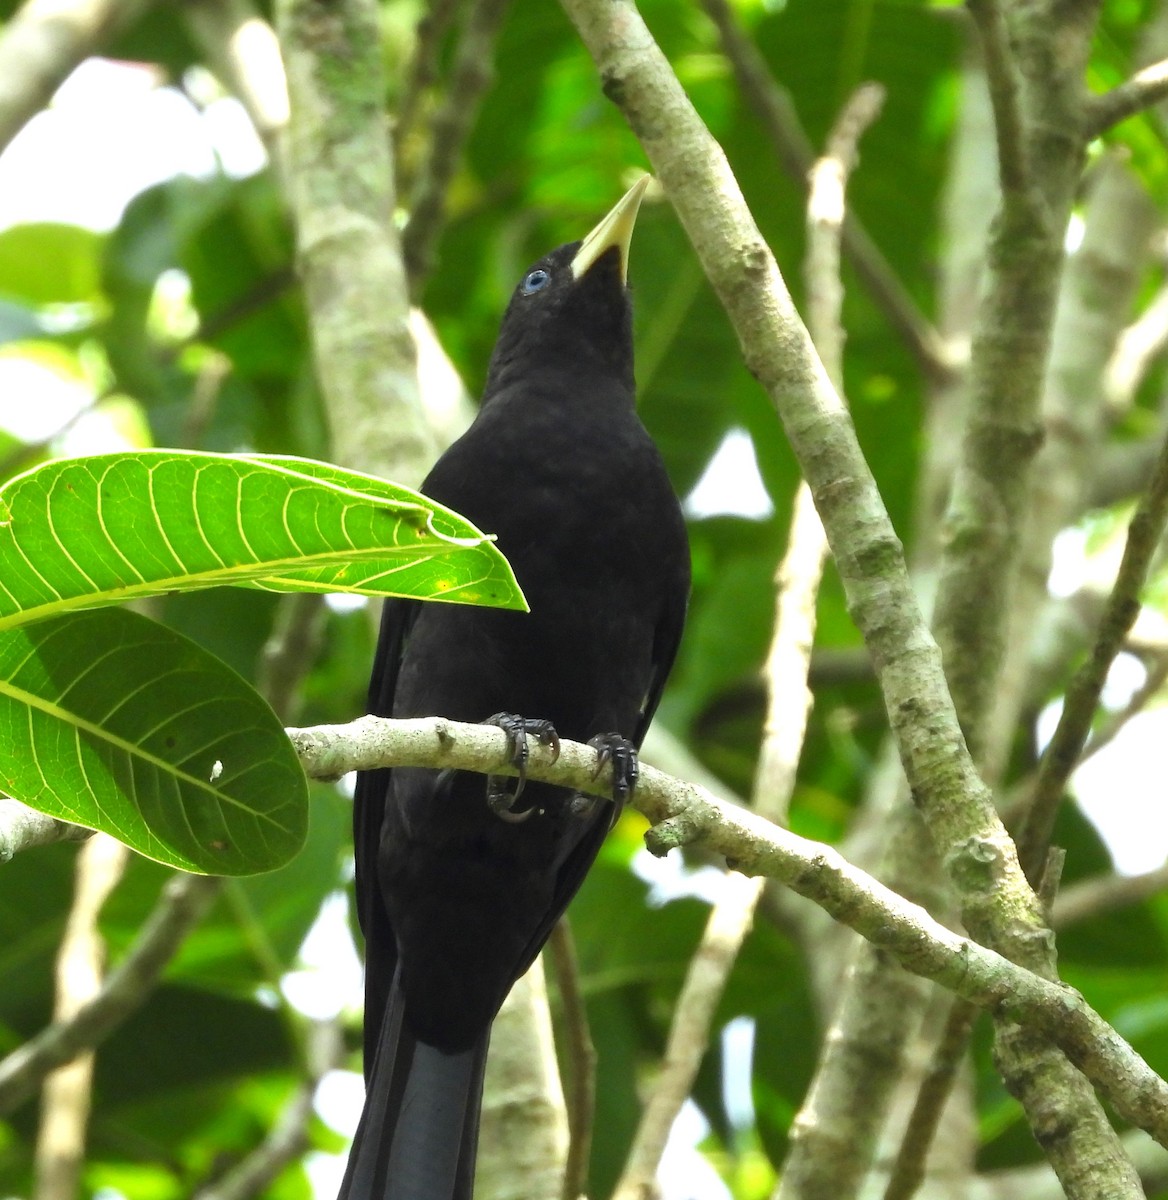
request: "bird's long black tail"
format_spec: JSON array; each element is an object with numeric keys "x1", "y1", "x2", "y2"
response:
[{"x1": 339, "y1": 966, "x2": 489, "y2": 1200}]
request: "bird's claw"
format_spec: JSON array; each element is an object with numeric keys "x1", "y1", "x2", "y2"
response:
[
  {"x1": 486, "y1": 776, "x2": 536, "y2": 822},
  {"x1": 484, "y1": 713, "x2": 560, "y2": 821},
  {"x1": 586, "y1": 733, "x2": 638, "y2": 808}
]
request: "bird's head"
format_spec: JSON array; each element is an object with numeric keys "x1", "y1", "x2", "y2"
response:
[{"x1": 484, "y1": 176, "x2": 650, "y2": 396}]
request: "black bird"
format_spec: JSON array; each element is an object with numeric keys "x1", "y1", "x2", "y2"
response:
[{"x1": 340, "y1": 177, "x2": 690, "y2": 1200}]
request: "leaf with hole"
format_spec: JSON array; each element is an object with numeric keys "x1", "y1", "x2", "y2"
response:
[
  {"x1": 0, "y1": 450, "x2": 525, "y2": 631},
  {"x1": 0, "y1": 607, "x2": 306, "y2": 874}
]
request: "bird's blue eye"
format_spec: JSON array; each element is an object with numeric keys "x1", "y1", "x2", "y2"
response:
[{"x1": 521, "y1": 269, "x2": 550, "y2": 295}]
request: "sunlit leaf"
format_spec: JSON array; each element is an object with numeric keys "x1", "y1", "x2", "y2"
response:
[
  {"x1": 0, "y1": 223, "x2": 105, "y2": 307},
  {"x1": 0, "y1": 450, "x2": 526, "y2": 630},
  {"x1": 0, "y1": 607, "x2": 305, "y2": 874}
]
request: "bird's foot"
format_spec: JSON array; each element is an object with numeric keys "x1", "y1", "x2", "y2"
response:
[
  {"x1": 484, "y1": 713, "x2": 560, "y2": 822},
  {"x1": 570, "y1": 733, "x2": 638, "y2": 817}
]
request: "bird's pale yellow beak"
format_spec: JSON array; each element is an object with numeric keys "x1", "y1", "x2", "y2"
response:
[{"x1": 570, "y1": 175, "x2": 651, "y2": 284}]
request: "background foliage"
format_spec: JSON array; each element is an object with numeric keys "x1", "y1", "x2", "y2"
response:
[{"x1": 2, "y1": 0, "x2": 1168, "y2": 1197}]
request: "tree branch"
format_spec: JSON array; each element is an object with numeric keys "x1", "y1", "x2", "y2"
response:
[
  {"x1": 1083, "y1": 56, "x2": 1168, "y2": 138},
  {"x1": 401, "y1": 0, "x2": 512, "y2": 291},
  {"x1": 698, "y1": 0, "x2": 955, "y2": 383},
  {"x1": 395, "y1": 0, "x2": 464, "y2": 161},
  {"x1": 33, "y1": 834, "x2": 128, "y2": 1200},
  {"x1": 192, "y1": 1019, "x2": 343, "y2": 1200},
  {"x1": 546, "y1": 919, "x2": 595, "y2": 1200},
  {"x1": 1018, "y1": 420, "x2": 1168, "y2": 882},
  {"x1": 882, "y1": 997, "x2": 978, "y2": 1200},
  {"x1": 965, "y1": 0, "x2": 1029, "y2": 195},
  {"x1": 287, "y1": 715, "x2": 1168, "y2": 1149},
  {"x1": 0, "y1": 873, "x2": 221, "y2": 1115},
  {"x1": 0, "y1": 799, "x2": 91, "y2": 861},
  {"x1": 0, "y1": 0, "x2": 148, "y2": 156},
  {"x1": 275, "y1": 0, "x2": 436, "y2": 487},
  {"x1": 1053, "y1": 862, "x2": 1168, "y2": 930},
  {"x1": 183, "y1": 0, "x2": 289, "y2": 166}
]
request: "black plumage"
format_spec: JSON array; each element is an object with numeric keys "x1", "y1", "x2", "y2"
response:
[{"x1": 340, "y1": 177, "x2": 690, "y2": 1200}]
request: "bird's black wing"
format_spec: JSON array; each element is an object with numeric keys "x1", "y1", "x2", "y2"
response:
[
  {"x1": 634, "y1": 571, "x2": 690, "y2": 750},
  {"x1": 352, "y1": 596, "x2": 420, "y2": 1071},
  {"x1": 507, "y1": 572, "x2": 690, "y2": 986},
  {"x1": 346, "y1": 596, "x2": 495, "y2": 1200}
]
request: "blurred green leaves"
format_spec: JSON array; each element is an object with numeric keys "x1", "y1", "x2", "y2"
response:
[{"x1": 1, "y1": 0, "x2": 1167, "y2": 1194}]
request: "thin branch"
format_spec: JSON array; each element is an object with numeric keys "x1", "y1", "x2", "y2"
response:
[
  {"x1": 697, "y1": 0, "x2": 954, "y2": 383},
  {"x1": 1018, "y1": 424, "x2": 1168, "y2": 883},
  {"x1": 192, "y1": 1019, "x2": 343, "y2": 1200},
  {"x1": 547, "y1": 919, "x2": 595, "y2": 1200},
  {"x1": 965, "y1": 0, "x2": 1029, "y2": 195},
  {"x1": 257, "y1": 593, "x2": 327, "y2": 725},
  {"x1": 882, "y1": 998, "x2": 978, "y2": 1200},
  {"x1": 614, "y1": 871, "x2": 766, "y2": 1200},
  {"x1": 1083, "y1": 56, "x2": 1168, "y2": 139},
  {"x1": 287, "y1": 714, "x2": 1168, "y2": 1149},
  {"x1": 1053, "y1": 861, "x2": 1168, "y2": 930},
  {"x1": 183, "y1": 0, "x2": 289, "y2": 165},
  {"x1": 0, "y1": 0, "x2": 149, "y2": 155},
  {"x1": 395, "y1": 0, "x2": 465, "y2": 159},
  {"x1": 0, "y1": 799, "x2": 91, "y2": 861},
  {"x1": 614, "y1": 86, "x2": 878, "y2": 1200},
  {"x1": 401, "y1": 0, "x2": 512, "y2": 292},
  {"x1": 1104, "y1": 277, "x2": 1168, "y2": 416},
  {"x1": 0, "y1": 872, "x2": 222, "y2": 1115},
  {"x1": 754, "y1": 484, "x2": 829, "y2": 831},
  {"x1": 803, "y1": 80, "x2": 885, "y2": 397},
  {"x1": 275, "y1": 0, "x2": 436, "y2": 487},
  {"x1": 1076, "y1": 649, "x2": 1168, "y2": 770},
  {"x1": 34, "y1": 834, "x2": 128, "y2": 1200}
]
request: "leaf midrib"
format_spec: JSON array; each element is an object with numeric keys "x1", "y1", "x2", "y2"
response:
[
  {"x1": 0, "y1": 544, "x2": 454, "y2": 633},
  {"x1": 0, "y1": 674, "x2": 294, "y2": 831}
]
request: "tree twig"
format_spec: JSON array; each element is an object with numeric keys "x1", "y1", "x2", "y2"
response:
[
  {"x1": 547, "y1": 919, "x2": 596, "y2": 1200},
  {"x1": 395, "y1": 0, "x2": 465, "y2": 160},
  {"x1": 1104, "y1": 278, "x2": 1168, "y2": 416},
  {"x1": 33, "y1": 834, "x2": 128, "y2": 1200},
  {"x1": 613, "y1": 871, "x2": 766, "y2": 1200},
  {"x1": 1078, "y1": 648, "x2": 1168, "y2": 767},
  {"x1": 0, "y1": 872, "x2": 222, "y2": 1115},
  {"x1": 1083, "y1": 56, "x2": 1168, "y2": 138},
  {"x1": 0, "y1": 0, "x2": 149, "y2": 155},
  {"x1": 191, "y1": 1019, "x2": 343, "y2": 1200},
  {"x1": 1018, "y1": 423, "x2": 1168, "y2": 883},
  {"x1": 275, "y1": 0, "x2": 436, "y2": 487},
  {"x1": 183, "y1": 0, "x2": 289, "y2": 165},
  {"x1": 0, "y1": 799, "x2": 91, "y2": 861},
  {"x1": 288, "y1": 713, "x2": 1168, "y2": 1147},
  {"x1": 965, "y1": 0, "x2": 1029, "y2": 195},
  {"x1": 1053, "y1": 861, "x2": 1168, "y2": 929},
  {"x1": 258, "y1": 592, "x2": 327, "y2": 726},
  {"x1": 697, "y1": 0, "x2": 954, "y2": 383},
  {"x1": 401, "y1": 0, "x2": 512, "y2": 292},
  {"x1": 882, "y1": 997, "x2": 978, "y2": 1200}
]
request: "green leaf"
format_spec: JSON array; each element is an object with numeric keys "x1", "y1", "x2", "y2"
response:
[
  {"x1": 0, "y1": 224, "x2": 105, "y2": 307},
  {"x1": 0, "y1": 450, "x2": 526, "y2": 630},
  {"x1": 0, "y1": 607, "x2": 306, "y2": 874}
]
